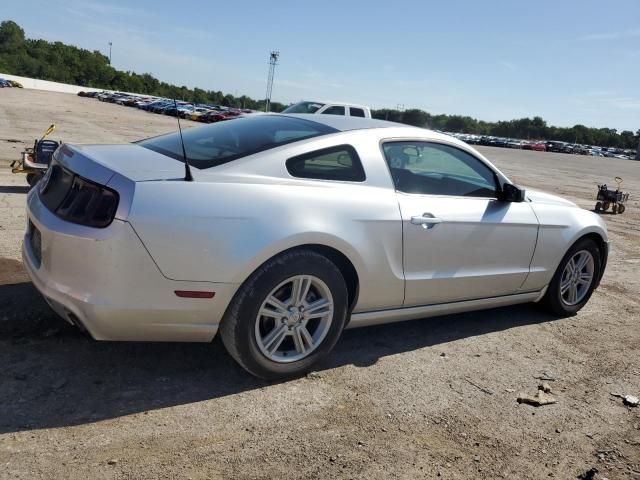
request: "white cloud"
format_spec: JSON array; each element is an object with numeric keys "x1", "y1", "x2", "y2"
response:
[
  {"x1": 608, "y1": 97, "x2": 640, "y2": 110},
  {"x1": 171, "y1": 27, "x2": 215, "y2": 42},
  {"x1": 576, "y1": 91, "x2": 640, "y2": 109},
  {"x1": 575, "y1": 28, "x2": 640, "y2": 41},
  {"x1": 66, "y1": 0, "x2": 155, "y2": 19},
  {"x1": 499, "y1": 60, "x2": 517, "y2": 72}
]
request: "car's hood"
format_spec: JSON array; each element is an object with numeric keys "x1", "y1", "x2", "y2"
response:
[
  {"x1": 57, "y1": 143, "x2": 188, "y2": 182},
  {"x1": 526, "y1": 188, "x2": 578, "y2": 207}
]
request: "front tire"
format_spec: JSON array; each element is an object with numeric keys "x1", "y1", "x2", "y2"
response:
[
  {"x1": 542, "y1": 238, "x2": 601, "y2": 316},
  {"x1": 220, "y1": 249, "x2": 348, "y2": 380}
]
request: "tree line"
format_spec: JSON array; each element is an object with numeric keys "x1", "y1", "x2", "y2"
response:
[
  {"x1": 1, "y1": 20, "x2": 637, "y2": 150},
  {"x1": 0, "y1": 20, "x2": 285, "y2": 112},
  {"x1": 372, "y1": 109, "x2": 639, "y2": 150}
]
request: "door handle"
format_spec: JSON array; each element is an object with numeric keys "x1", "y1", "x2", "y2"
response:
[{"x1": 410, "y1": 213, "x2": 442, "y2": 229}]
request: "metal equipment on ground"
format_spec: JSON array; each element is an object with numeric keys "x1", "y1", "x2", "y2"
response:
[
  {"x1": 595, "y1": 177, "x2": 629, "y2": 214},
  {"x1": 10, "y1": 124, "x2": 59, "y2": 188}
]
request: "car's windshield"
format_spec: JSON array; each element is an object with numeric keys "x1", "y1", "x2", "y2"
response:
[
  {"x1": 138, "y1": 114, "x2": 338, "y2": 169},
  {"x1": 282, "y1": 101, "x2": 325, "y2": 114}
]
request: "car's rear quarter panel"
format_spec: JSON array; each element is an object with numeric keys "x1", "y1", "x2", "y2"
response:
[
  {"x1": 24, "y1": 190, "x2": 235, "y2": 342},
  {"x1": 129, "y1": 177, "x2": 405, "y2": 312}
]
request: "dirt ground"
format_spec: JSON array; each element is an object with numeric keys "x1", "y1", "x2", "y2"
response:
[{"x1": 0, "y1": 88, "x2": 639, "y2": 480}]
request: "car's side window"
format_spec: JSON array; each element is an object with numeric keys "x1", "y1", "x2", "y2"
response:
[
  {"x1": 321, "y1": 106, "x2": 346, "y2": 115},
  {"x1": 350, "y1": 107, "x2": 365, "y2": 117},
  {"x1": 382, "y1": 142, "x2": 498, "y2": 197},
  {"x1": 286, "y1": 145, "x2": 365, "y2": 182}
]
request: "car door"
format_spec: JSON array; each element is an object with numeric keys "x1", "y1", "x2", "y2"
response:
[{"x1": 382, "y1": 141, "x2": 539, "y2": 306}]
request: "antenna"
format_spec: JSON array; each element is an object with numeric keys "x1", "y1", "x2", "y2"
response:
[{"x1": 174, "y1": 99, "x2": 193, "y2": 181}]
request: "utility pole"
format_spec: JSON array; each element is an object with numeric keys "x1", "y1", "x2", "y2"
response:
[
  {"x1": 108, "y1": 42, "x2": 112, "y2": 64},
  {"x1": 265, "y1": 51, "x2": 279, "y2": 112}
]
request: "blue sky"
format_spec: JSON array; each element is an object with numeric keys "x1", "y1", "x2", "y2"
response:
[{"x1": 4, "y1": 0, "x2": 640, "y2": 131}]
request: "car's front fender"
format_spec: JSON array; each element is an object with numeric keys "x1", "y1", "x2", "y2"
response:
[{"x1": 521, "y1": 204, "x2": 608, "y2": 292}]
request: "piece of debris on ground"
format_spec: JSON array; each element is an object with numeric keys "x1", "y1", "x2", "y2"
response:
[
  {"x1": 576, "y1": 467, "x2": 598, "y2": 480},
  {"x1": 610, "y1": 393, "x2": 639, "y2": 407},
  {"x1": 517, "y1": 383, "x2": 558, "y2": 406}
]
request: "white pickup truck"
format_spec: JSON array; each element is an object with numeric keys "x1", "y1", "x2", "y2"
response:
[{"x1": 282, "y1": 100, "x2": 371, "y2": 118}]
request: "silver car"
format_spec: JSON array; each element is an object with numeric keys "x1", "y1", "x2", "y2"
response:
[{"x1": 23, "y1": 114, "x2": 608, "y2": 379}]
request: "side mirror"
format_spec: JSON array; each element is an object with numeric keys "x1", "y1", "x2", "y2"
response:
[{"x1": 501, "y1": 183, "x2": 526, "y2": 202}]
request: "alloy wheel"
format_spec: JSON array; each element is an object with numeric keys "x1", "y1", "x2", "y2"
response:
[
  {"x1": 255, "y1": 275, "x2": 334, "y2": 363},
  {"x1": 560, "y1": 250, "x2": 595, "y2": 306}
]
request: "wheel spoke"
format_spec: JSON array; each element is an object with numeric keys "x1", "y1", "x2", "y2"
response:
[
  {"x1": 264, "y1": 295, "x2": 289, "y2": 316},
  {"x1": 292, "y1": 327, "x2": 307, "y2": 354},
  {"x1": 259, "y1": 308, "x2": 282, "y2": 319},
  {"x1": 300, "y1": 326, "x2": 314, "y2": 349},
  {"x1": 300, "y1": 277, "x2": 312, "y2": 305},
  {"x1": 290, "y1": 276, "x2": 312, "y2": 306},
  {"x1": 575, "y1": 252, "x2": 589, "y2": 271},
  {"x1": 578, "y1": 272, "x2": 593, "y2": 286},
  {"x1": 560, "y1": 277, "x2": 572, "y2": 294},
  {"x1": 262, "y1": 324, "x2": 288, "y2": 354},
  {"x1": 568, "y1": 284, "x2": 578, "y2": 304},
  {"x1": 305, "y1": 298, "x2": 333, "y2": 318}
]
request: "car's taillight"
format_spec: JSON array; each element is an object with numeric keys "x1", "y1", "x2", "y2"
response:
[
  {"x1": 54, "y1": 176, "x2": 119, "y2": 228},
  {"x1": 40, "y1": 167, "x2": 119, "y2": 228}
]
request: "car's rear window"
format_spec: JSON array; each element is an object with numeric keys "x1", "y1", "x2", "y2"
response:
[
  {"x1": 286, "y1": 145, "x2": 366, "y2": 182},
  {"x1": 138, "y1": 115, "x2": 337, "y2": 169}
]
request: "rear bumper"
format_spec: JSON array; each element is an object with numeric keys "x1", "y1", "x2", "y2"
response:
[{"x1": 23, "y1": 189, "x2": 239, "y2": 342}]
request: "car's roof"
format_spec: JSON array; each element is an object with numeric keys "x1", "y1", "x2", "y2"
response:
[
  {"x1": 293, "y1": 100, "x2": 370, "y2": 109},
  {"x1": 265, "y1": 113, "x2": 471, "y2": 147},
  {"x1": 276, "y1": 113, "x2": 401, "y2": 132}
]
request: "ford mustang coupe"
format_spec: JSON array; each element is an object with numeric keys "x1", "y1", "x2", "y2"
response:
[{"x1": 23, "y1": 114, "x2": 608, "y2": 379}]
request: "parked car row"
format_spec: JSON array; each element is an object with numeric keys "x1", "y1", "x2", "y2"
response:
[
  {"x1": 77, "y1": 90, "x2": 255, "y2": 123},
  {"x1": 543, "y1": 141, "x2": 636, "y2": 159},
  {"x1": 445, "y1": 133, "x2": 637, "y2": 159},
  {"x1": 0, "y1": 78, "x2": 23, "y2": 88}
]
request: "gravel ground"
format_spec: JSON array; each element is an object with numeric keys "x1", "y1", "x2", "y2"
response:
[{"x1": 0, "y1": 89, "x2": 639, "y2": 480}]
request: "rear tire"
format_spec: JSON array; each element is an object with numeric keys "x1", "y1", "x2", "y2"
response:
[
  {"x1": 220, "y1": 249, "x2": 348, "y2": 380},
  {"x1": 618, "y1": 204, "x2": 625, "y2": 214},
  {"x1": 541, "y1": 238, "x2": 601, "y2": 316}
]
